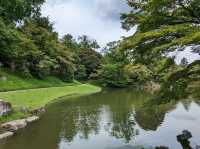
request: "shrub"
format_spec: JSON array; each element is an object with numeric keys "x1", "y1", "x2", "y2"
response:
[{"x1": 97, "y1": 64, "x2": 129, "y2": 87}]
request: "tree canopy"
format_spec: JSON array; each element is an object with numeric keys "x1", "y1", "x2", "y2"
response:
[
  {"x1": 118, "y1": 0, "x2": 200, "y2": 98},
  {"x1": 0, "y1": 1, "x2": 102, "y2": 82},
  {"x1": 0, "y1": 0, "x2": 45, "y2": 23}
]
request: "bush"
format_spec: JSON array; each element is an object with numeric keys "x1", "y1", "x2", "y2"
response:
[
  {"x1": 97, "y1": 64, "x2": 129, "y2": 87},
  {"x1": 124, "y1": 64, "x2": 152, "y2": 84}
]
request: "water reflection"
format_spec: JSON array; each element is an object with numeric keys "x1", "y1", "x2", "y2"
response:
[
  {"x1": 134, "y1": 102, "x2": 176, "y2": 131},
  {"x1": 1, "y1": 89, "x2": 200, "y2": 149}
]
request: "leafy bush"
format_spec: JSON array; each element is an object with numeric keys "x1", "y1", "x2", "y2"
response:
[
  {"x1": 97, "y1": 64, "x2": 129, "y2": 87},
  {"x1": 124, "y1": 64, "x2": 152, "y2": 84}
]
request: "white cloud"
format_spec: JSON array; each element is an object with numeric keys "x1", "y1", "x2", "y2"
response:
[{"x1": 41, "y1": 0, "x2": 134, "y2": 47}]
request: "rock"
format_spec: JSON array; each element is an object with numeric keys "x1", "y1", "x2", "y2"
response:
[
  {"x1": 0, "y1": 131, "x2": 14, "y2": 140},
  {"x1": 26, "y1": 116, "x2": 39, "y2": 123},
  {"x1": 31, "y1": 107, "x2": 45, "y2": 115},
  {"x1": 0, "y1": 100, "x2": 12, "y2": 116},
  {"x1": 1, "y1": 119, "x2": 27, "y2": 132}
]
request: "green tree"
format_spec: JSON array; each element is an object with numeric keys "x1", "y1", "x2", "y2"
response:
[
  {"x1": 0, "y1": 0, "x2": 105, "y2": 84},
  {"x1": 78, "y1": 35, "x2": 100, "y2": 49},
  {"x1": 0, "y1": 0, "x2": 45, "y2": 23},
  {"x1": 120, "y1": 0, "x2": 200, "y2": 64},
  {"x1": 74, "y1": 65, "x2": 87, "y2": 80},
  {"x1": 78, "y1": 48, "x2": 102, "y2": 78},
  {"x1": 97, "y1": 64, "x2": 129, "y2": 87},
  {"x1": 61, "y1": 34, "x2": 79, "y2": 51},
  {"x1": 0, "y1": 17, "x2": 40, "y2": 73},
  {"x1": 124, "y1": 64, "x2": 153, "y2": 84},
  {"x1": 103, "y1": 41, "x2": 128, "y2": 65},
  {"x1": 20, "y1": 15, "x2": 75, "y2": 80},
  {"x1": 121, "y1": 0, "x2": 200, "y2": 32},
  {"x1": 119, "y1": 0, "x2": 200, "y2": 98}
]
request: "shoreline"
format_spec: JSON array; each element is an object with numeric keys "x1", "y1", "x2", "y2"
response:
[{"x1": 0, "y1": 83, "x2": 101, "y2": 140}]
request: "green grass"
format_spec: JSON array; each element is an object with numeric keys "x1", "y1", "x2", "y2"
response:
[
  {"x1": 0, "y1": 84, "x2": 101, "y2": 109},
  {"x1": 0, "y1": 69, "x2": 101, "y2": 123},
  {"x1": 0, "y1": 84, "x2": 101, "y2": 123},
  {"x1": 0, "y1": 69, "x2": 80, "y2": 92}
]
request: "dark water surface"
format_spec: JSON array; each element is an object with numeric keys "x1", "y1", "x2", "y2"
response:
[{"x1": 0, "y1": 88, "x2": 200, "y2": 149}]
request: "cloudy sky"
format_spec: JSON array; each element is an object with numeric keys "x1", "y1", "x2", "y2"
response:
[{"x1": 41, "y1": 0, "x2": 136, "y2": 47}]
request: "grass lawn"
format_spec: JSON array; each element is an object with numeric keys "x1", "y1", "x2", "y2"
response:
[
  {"x1": 0, "y1": 84, "x2": 101, "y2": 123},
  {"x1": 0, "y1": 69, "x2": 80, "y2": 92}
]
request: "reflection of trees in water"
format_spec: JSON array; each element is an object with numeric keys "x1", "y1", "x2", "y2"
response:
[
  {"x1": 109, "y1": 110, "x2": 138, "y2": 143},
  {"x1": 75, "y1": 107, "x2": 101, "y2": 139},
  {"x1": 109, "y1": 130, "x2": 200, "y2": 149},
  {"x1": 61, "y1": 101, "x2": 101, "y2": 142},
  {"x1": 181, "y1": 100, "x2": 193, "y2": 111},
  {"x1": 60, "y1": 88, "x2": 180, "y2": 142},
  {"x1": 135, "y1": 102, "x2": 176, "y2": 131},
  {"x1": 189, "y1": 81, "x2": 200, "y2": 99},
  {"x1": 193, "y1": 100, "x2": 200, "y2": 108},
  {"x1": 60, "y1": 88, "x2": 153, "y2": 142},
  {"x1": 105, "y1": 89, "x2": 151, "y2": 142},
  {"x1": 59, "y1": 88, "x2": 198, "y2": 146},
  {"x1": 62, "y1": 110, "x2": 78, "y2": 142}
]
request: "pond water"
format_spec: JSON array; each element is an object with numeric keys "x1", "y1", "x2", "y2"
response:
[{"x1": 0, "y1": 88, "x2": 200, "y2": 149}]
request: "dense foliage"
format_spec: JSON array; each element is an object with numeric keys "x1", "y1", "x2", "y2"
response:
[
  {"x1": 97, "y1": 64, "x2": 129, "y2": 87},
  {"x1": 0, "y1": 1, "x2": 102, "y2": 82},
  {"x1": 98, "y1": 0, "x2": 200, "y2": 95},
  {"x1": 118, "y1": 0, "x2": 200, "y2": 98},
  {"x1": 0, "y1": 0, "x2": 45, "y2": 23},
  {"x1": 0, "y1": 0, "x2": 199, "y2": 98}
]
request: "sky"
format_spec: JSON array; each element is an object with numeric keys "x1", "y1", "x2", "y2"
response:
[{"x1": 41, "y1": 0, "x2": 136, "y2": 47}]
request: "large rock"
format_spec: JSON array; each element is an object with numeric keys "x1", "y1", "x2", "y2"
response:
[
  {"x1": 0, "y1": 100, "x2": 12, "y2": 116},
  {"x1": 1, "y1": 119, "x2": 27, "y2": 132},
  {"x1": 26, "y1": 116, "x2": 39, "y2": 123},
  {"x1": 0, "y1": 131, "x2": 14, "y2": 140}
]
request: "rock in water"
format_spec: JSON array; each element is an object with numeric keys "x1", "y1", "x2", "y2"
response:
[
  {"x1": 177, "y1": 130, "x2": 193, "y2": 149},
  {"x1": 0, "y1": 131, "x2": 14, "y2": 140},
  {"x1": 177, "y1": 130, "x2": 192, "y2": 141},
  {"x1": 26, "y1": 116, "x2": 39, "y2": 123},
  {"x1": 0, "y1": 100, "x2": 12, "y2": 116},
  {"x1": 1, "y1": 119, "x2": 27, "y2": 132}
]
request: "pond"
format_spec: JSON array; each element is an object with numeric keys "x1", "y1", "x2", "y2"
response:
[{"x1": 0, "y1": 88, "x2": 200, "y2": 149}]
